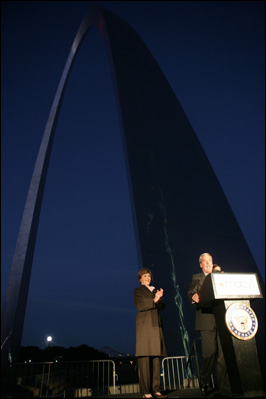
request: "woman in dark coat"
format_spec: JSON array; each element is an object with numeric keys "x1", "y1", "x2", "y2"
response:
[{"x1": 134, "y1": 268, "x2": 167, "y2": 398}]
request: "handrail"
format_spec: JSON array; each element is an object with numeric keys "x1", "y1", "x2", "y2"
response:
[
  {"x1": 161, "y1": 356, "x2": 198, "y2": 391},
  {"x1": 184, "y1": 337, "x2": 214, "y2": 389},
  {"x1": 185, "y1": 336, "x2": 201, "y2": 380},
  {"x1": 1, "y1": 359, "x2": 117, "y2": 398}
]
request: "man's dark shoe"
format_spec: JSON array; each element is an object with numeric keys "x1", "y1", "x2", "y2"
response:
[{"x1": 199, "y1": 381, "x2": 208, "y2": 396}]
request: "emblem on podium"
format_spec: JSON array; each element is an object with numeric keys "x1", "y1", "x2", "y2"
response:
[{"x1": 225, "y1": 302, "x2": 258, "y2": 340}]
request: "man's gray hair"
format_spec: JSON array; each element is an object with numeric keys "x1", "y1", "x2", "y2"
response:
[{"x1": 199, "y1": 253, "x2": 212, "y2": 264}]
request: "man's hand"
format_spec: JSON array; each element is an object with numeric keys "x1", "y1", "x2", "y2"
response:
[{"x1": 192, "y1": 293, "x2": 199, "y2": 303}]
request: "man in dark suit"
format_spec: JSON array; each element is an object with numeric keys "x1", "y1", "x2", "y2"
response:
[{"x1": 187, "y1": 253, "x2": 230, "y2": 396}]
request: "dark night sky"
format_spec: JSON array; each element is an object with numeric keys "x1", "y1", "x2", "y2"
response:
[{"x1": 1, "y1": 1, "x2": 265, "y2": 356}]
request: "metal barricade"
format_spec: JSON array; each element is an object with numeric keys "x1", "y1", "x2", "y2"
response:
[
  {"x1": 161, "y1": 356, "x2": 199, "y2": 391},
  {"x1": 161, "y1": 339, "x2": 215, "y2": 392},
  {"x1": 1, "y1": 359, "x2": 117, "y2": 397}
]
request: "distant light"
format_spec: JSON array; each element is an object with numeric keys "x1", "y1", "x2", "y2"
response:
[{"x1": 47, "y1": 336, "x2": 52, "y2": 342}]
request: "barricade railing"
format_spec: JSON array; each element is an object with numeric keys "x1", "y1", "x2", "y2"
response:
[
  {"x1": 185, "y1": 336, "x2": 201, "y2": 381},
  {"x1": 161, "y1": 356, "x2": 199, "y2": 391},
  {"x1": 1, "y1": 359, "x2": 117, "y2": 398},
  {"x1": 185, "y1": 337, "x2": 214, "y2": 389},
  {"x1": 161, "y1": 338, "x2": 215, "y2": 392}
]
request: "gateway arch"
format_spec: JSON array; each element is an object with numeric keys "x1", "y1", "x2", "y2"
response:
[{"x1": 1, "y1": 6, "x2": 264, "y2": 367}]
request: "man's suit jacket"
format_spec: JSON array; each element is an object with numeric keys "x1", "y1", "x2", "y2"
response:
[{"x1": 187, "y1": 272, "x2": 216, "y2": 331}]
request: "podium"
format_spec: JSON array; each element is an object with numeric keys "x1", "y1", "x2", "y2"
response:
[{"x1": 198, "y1": 273, "x2": 264, "y2": 398}]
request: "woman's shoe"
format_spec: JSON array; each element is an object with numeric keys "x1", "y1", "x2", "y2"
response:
[
  {"x1": 153, "y1": 393, "x2": 168, "y2": 398},
  {"x1": 142, "y1": 395, "x2": 153, "y2": 398}
]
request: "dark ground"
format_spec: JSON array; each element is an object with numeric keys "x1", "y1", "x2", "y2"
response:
[{"x1": 96, "y1": 387, "x2": 227, "y2": 398}]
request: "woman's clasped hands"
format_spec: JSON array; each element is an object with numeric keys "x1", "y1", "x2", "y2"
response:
[{"x1": 154, "y1": 288, "x2": 164, "y2": 303}]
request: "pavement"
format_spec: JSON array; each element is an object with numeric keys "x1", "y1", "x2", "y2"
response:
[
  {"x1": 94, "y1": 387, "x2": 266, "y2": 399},
  {"x1": 95, "y1": 387, "x2": 219, "y2": 398}
]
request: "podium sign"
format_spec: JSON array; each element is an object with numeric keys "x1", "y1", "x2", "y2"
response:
[
  {"x1": 212, "y1": 273, "x2": 262, "y2": 299},
  {"x1": 198, "y1": 273, "x2": 262, "y2": 307}
]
